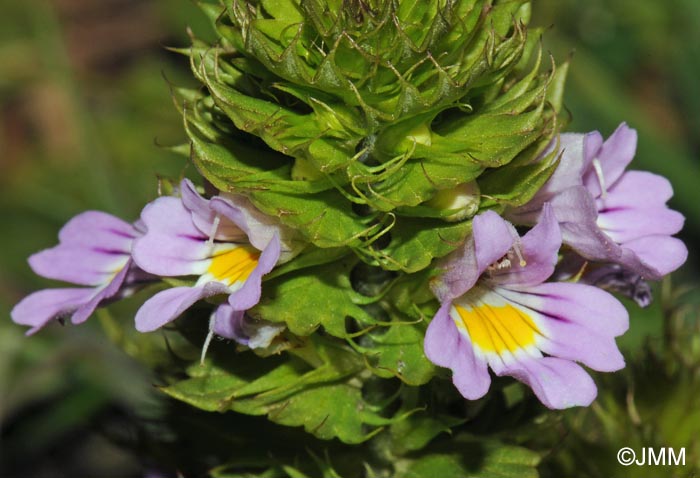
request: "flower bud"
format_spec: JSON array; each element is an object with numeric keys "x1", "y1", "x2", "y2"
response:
[
  {"x1": 291, "y1": 157, "x2": 325, "y2": 181},
  {"x1": 427, "y1": 181, "x2": 480, "y2": 222}
]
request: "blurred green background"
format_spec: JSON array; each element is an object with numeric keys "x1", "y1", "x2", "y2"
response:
[{"x1": 0, "y1": 0, "x2": 698, "y2": 477}]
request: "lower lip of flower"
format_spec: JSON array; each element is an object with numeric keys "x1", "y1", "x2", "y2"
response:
[
  {"x1": 207, "y1": 245, "x2": 260, "y2": 287},
  {"x1": 452, "y1": 301, "x2": 540, "y2": 354}
]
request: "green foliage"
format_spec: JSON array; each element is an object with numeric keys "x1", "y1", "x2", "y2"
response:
[
  {"x1": 393, "y1": 436, "x2": 540, "y2": 478},
  {"x1": 182, "y1": 0, "x2": 563, "y2": 258},
  {"x1": 363, "y1": 320, "x2": 436, "y2": 386},
  {"x1": 132, "y1": 286, "x2": 546, "y2": 476},
  {"x1": 163, "y1": 335, "x2": 392, "y2": 444},
  {"x1": 252, "y1": 258, "x2": 373, "y2": 337},
  {"x1": 222, "y1": 429, "x2": 540, "y2": 478}
]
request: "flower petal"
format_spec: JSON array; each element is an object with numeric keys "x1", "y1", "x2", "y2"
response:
[
  {"x1": 542, "y1": 133, "x2": 589, "y2": 194},
  {"x1": 448, "y1": 285, "x2": 603, "y2": 408},
  {"x1": 214, "y1": 305, "x2": 284, "y2": 348},
  {"x1": 29, "y1": 211, "x2": 135, "y2": 286},
  {"x1": 583, "y1": 123, "x2": 637, "y2": 197},
  {"x1": 134, "y1": 282, "x2": 229, "y2": 332},
  {"x1": 597, "y1": 171, "x2": 685, "y2": 243},
  {"x1": 71, "y1": 262, "x2": 131, "y2": 324},
  {"x1": 452, "y1": 288, "x2": 544, "y2": 360},
  {"x1": 582, "y1": 130, "x2": 604, "y2": 167},
  {"x1": 512, "y1": 185, "x2": 611, "y2": 261},
  {"x1": 132, "y1": 196, "x2": 210, "y2": 277},
  {"x1": 493, "y1": 356, "x2": 597, "y2": 409},
  {"x1": 599, "y1": 208, "x2": 685, "y2": 245},
  {"x1": 29, "y1": 247, "x2": 129, "y2": 287},
  {"x1": 506, "y1": 133, "x2": 590, "y2": 225},
  {"x1": 621, "y1": 235, "x2": 688, "y2": 278},
  {"x1": 495, "y1": 285, "x2": 626, "y2": 372},
  {"x1": 499, "y1": 282, "x2": 629, "y2": 338},
  {"x1": 424, "y1": 303, "x2": 491, "y2": 400},
  {"x1": 246, "y1": 321, "x2": 285, "y2": 349},
  {"x1": 180, "y1": 179, "x2": 247, "y2": 241},
  {"x1": 491, "y1": 203, "x2": 561, "y2": 287},
  {"x1": 432, "y1": 210, "x2": 514, "y2": 301},
  {"x1": 11, "y1": 288, "x2": 95, "y2": 335},
  {"x1": 57, "y1": 210, "x2": 136, "y2": 248},
  {"x1": 212, "y1": 195, "x2": 302, "y2": 264},
  {"x1": 603, "y1": 170, "x2": 674, "y2": 208},
  {"x1": 212, "y1": 304, "x2": 247, "y2": 342},
  {"x1": 549, "y1": 187, "x2": 622, "y2": 262},
  {"x1": 226, "y1": 233, "x2": 281, "y2": 311}
]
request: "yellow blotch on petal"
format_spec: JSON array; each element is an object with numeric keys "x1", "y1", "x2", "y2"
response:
[
  {"x1": 454, "y1": 303, "x2": 540, "y2": 354},
  {"x1": 208, "y1": 245, "x2": 259, "y2": 286}
]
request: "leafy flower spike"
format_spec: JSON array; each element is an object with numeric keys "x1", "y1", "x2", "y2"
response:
[
  {"x1": 11, "y1": 211, "x2": 143, "y2": 334},
  {"x1": 425, "y1": 205, "x2": 629, "y2": 409},
  {"x1": 132, "y1": 179, "x2": 283, "y2": 334},
  {"x1": 509, "y1": 123, "x2": 687, "y2": 280}
]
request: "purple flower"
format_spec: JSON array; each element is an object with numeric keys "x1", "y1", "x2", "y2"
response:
[
  {"x1": 425, "y1": 205, "x2": 628, "y2": 409},
  {"x1": 509, "y1": 123, "x2": 687, "y2": 280},
  {"x1": 584, "y1": 263, "x2": 653, "y2": 308},
  {"x1": 210, "y1": 304, "x2": 284, "y2": 348},
  {"x1": 11, "y1": 211, "x2": 142, "y2": 334},
  {"x1": 551, "y1": 252, "x2": 654, "y2": 308},
  {"x1": 131, "y1": 179, "x2": 286, "y2": 333},
  {"x1": 198, "y1": 304, "x2": 286, "y2": 364}
]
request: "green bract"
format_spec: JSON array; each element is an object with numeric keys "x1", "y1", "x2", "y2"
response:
[{"x1": 183, "y1": 0, "x2": 563, "y2": 259}]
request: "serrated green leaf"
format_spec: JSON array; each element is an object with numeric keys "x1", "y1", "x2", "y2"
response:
[
  {"x1": 366, "y1": 321, "x2": 435, "y2": 386},
  {"x1": 260, "y1": 0, "x2": 304, "y2": 23},
  {"x1": 188, "y1": 118, "x2": 289, "y2": 179},
  {"x1": 162, "y1": 354, "x2": 287, "y2": 413},
  {"x1": 372, "y1": 157, "x2": 482, "y2": 209},
  {"x1": 479, "y1": 144, "x2": 559, "y2": 207},
  {"x1": 546, "y1": 60, "x2": 569, "y2": 114},
  {"x1": 390, "y1": 414, "x2": 466, "y2": 454},
  {"x1": 268, "y1": 382, "x2": 378, "y2": 443},
  {"x1": 251, "y1": 259, "x2": 374, "y2": 337},
  {"x1": 161, "y1": 336, "x2": 397, "y2": 444},
  {"x1": 187, "y1": 120, "x2": 374, "y2": 248},
  {"x1": 372, "y1": 217, "x2": 471, "y2": 273},
  {"x1": 265, "y1": 246, "x2": 350, "y2": 280},
  {"x1": 248, "y1": 188, "x2": 374, "y2": 248},
  {"x1": 437, "y1": 100, "x2": 547, "y2": 168},
  {"x1": 395, "y1": 435, "x2": 540, "y2": 478}
]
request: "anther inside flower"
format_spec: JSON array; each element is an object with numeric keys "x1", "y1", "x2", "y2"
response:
[
  {"x1": 486, "y1": 240, "x2": 527, "y2": 273},
  {"x1": 426, "y1": 205, "x2": 629, "y2": 409}
]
